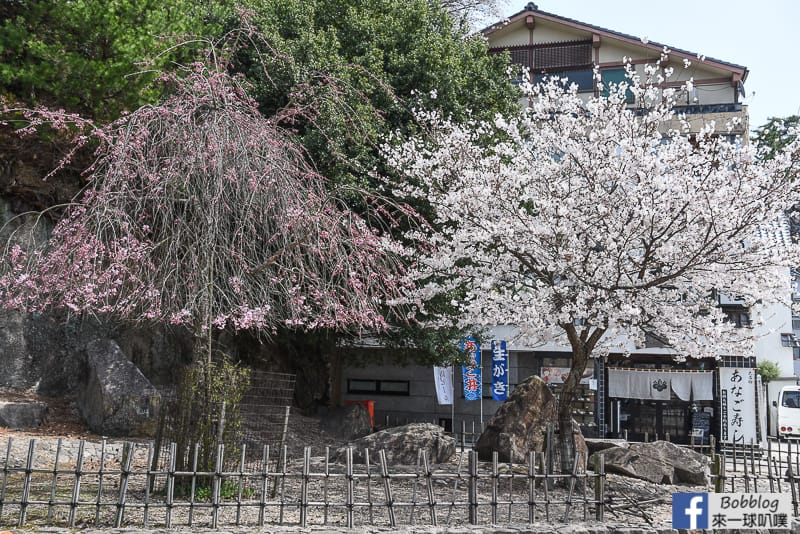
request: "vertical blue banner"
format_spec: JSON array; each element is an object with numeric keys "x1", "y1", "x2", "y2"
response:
[
  {"x1": 490, "y1": 340, "x2": 508, "y2": 401},
  {"x1": 461, "y1": 336, "x2": 482, "y2": 401}
]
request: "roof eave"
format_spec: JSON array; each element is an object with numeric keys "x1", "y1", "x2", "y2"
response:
[{"x1": 482, "y1": 8, "x2": 748, "y2": 80}]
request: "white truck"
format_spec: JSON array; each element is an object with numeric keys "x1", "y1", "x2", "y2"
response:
[{"x1": 776, "y1": 385, "x2": 800, "y2": 438}]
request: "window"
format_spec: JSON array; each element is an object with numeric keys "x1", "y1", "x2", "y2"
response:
[
  {"x1": 491, "y1": 40, "x2": 593, "y2": 88},
  {"x1": 783, "y1": 390, "x2": 800, "y2": 408},
  {"x1": 347, "y1": 379, "x2": 410, "y2": 396},
  {"x1": 722, "y1": 309, "x2": 751, "y2": 328},
  {"x1": 600, "y1": 68, "x2": 634, "y2": 102},
  {"x1": 534, "y1": 41, "x2": 592, "y2": 69},
  {"x1": 781, "y1": 333, "x2": 800, "y2": 348},
  {"x1": 534, "y1": 68, "x2": 594, "y2": 92},
  {"x1": 509, "y1": 48, "x2": 530, "y2": 68}
]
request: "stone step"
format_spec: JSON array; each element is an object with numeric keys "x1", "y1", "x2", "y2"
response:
[{"x1": 0, "y1": 400, "x2": 47, "y2": 428}]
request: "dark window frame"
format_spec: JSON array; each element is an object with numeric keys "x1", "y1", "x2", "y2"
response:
[
  {"x1": 722, "y1": 308, "x2": 752, "y2": 328},
  {"x1": 490, "y1": 40, "x2": 594, "y2": 91},
  {"x1": 347, "y1": 379, "x2": 410, "y2": 396}
]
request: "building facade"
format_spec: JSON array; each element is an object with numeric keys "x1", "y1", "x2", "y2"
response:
[
  {"x1": 341, "y1": 4, "x2": 794, "y2": 444},
  {"x1": 484, "y1": 2, "x2": 749, "y2": 137}
]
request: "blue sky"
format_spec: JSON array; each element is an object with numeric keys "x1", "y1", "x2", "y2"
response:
[{"x1": 501, "y1": 1, "x2": 799, "y2": 132}]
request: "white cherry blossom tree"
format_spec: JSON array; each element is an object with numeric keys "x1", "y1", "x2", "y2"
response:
[{"x1": 385, "y1": 62, "x2": 800, "y2": 468}]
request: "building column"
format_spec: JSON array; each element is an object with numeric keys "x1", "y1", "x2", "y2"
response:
[{"x1": 595, "y1": 357, "x2": 606, "y2": 437}]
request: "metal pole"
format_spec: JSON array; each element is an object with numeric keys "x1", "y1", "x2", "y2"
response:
[{"x1": 451, "y1": 365, "x2": 456, "y2": 436}]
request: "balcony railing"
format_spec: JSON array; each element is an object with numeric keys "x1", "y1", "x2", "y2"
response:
[{"x1": 673, "y1": 103, "x2": 743, "y2": 115}]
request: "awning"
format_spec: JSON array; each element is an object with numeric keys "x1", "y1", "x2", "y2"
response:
[{"x1": 608, "y1": 369, "x2": 714, "y2": 401}]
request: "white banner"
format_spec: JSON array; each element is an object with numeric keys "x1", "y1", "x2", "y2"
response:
[
  {"x1": 719, "y1": 367, "x2": 758, "y2": 445},
  {"x1": 434, "y1": 366, "x2": 454, "y2": 405}
]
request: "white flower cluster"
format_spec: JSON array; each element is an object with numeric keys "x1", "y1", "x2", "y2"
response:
[{"x1": 384, "y1": 63, "x2": 800, "y2": 361}]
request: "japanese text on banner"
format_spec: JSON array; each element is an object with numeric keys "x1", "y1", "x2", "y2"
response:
[
  {"x1": 461, "y1": 337, "x2": 481, "y2": 401},
  {"x1": 490, "y1": 340, "x2": 508, "y2": 401}
]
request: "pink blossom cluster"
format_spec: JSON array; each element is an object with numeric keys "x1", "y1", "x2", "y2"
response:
[{"x1": 0, "y1": 66, "x2": 412, "y2": 337}]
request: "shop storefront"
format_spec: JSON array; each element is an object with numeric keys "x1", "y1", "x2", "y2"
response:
[{"x1": 605, "y1": 357, "x2": 717, "y2": 444}]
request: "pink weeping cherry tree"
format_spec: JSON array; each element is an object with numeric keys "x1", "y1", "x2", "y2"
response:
[
  {"x1": 0, "y1": 64, "x2": 411, "y2": 361},
  {"x1": 384, "y1": 57, "x2": 800, "y2": 469}
]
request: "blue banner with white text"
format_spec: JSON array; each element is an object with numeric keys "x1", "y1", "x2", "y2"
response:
[
  {"x1": 461, "y1": 336, "x2": 482, "y2": 401},
  {"x1": 490, "y1": 340, "x2": 508, "y2": 401}
]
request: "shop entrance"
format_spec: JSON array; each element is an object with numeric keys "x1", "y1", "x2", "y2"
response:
[
  {"x1": 612, "y1": 399, "x2": 689, "y2": 442},
  {"x1": 610, "y1": 398, "x2": 714, "y2": 444}
]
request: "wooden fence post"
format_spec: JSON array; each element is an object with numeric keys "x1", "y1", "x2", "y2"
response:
[
  {"x1": 379, "y1": 449, "x2": 396, "y2": 527},
  {"x1": 490, "y1": 451, "x2": 499, "y2": 524},
  {"x1": 235, "y1": 444, "x2": 246, "y2": 526},
  {"x1": 188, "y1": 442, "x2": 200, "y2": 527},
  {"x1": 211, "y1": 443, "x2": 224, "y2": 530},
  {"x1": 17, "y1": 439, "x2": 35, "y2": 527},
  {"x1": 0, "y1": 438, "x2": 11, "y2": 519},
  {"x1": 346, "y1": 447, "x2": 354, "y2": 529},
  {"x1": 527, "y1": 451, "x2": 536, "y2": 524},
  {"x1": 788, "y1": 447, "x2": 798, "y2": 517},
  {"x1": 68, "y1": 440, "x2": 85, "y2": 528},
  {"x1": 47, "y1": 438, "x2": 63, "y2": 525},
  {"x1": 594, "y1": 453, "x2": 604, "y2": 521},
  {"x1": 258, "y1": 444, "x2": 270, "y2": 527},
  {"x1": 300, "y1": 446, "x2": 310, "y2": 527},
  {"x1": 468, "y1": 450, "x2": 478, "y2": 525},
  {"x1": 115, "y1": 442, "x2": 134, "y2": 528},
  {"x1": 94, "y1": 439, "x2": 107, "y2": 526},
  {"x1": 563, "y1": 452, "x2": 579, "y2": 523},
  {"x1": 422, "y1": 450, "x2": 437, "y2": 526},
  {"x1": 143, "y1": 442, "x2": 153, "y2": 526},
  {"x1": 165, "y1": 442, "x2": 176, "y2": 528}
]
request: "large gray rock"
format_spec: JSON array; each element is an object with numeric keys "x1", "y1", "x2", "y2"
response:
[
  {"x1": 585, "y1": 438, "x2": 629, "y2": 456},
  {"x1": 475, "y1": 375, "x2": 558, "y2": 462},
  {"x1": 0, "y1": 400, "x2": 47, "y2": 428},
  {"x1": 333, "y1": 422, "x2": 455, "y2": 465},
  {"x1": 77, "y1": 339, "x2": 161, "y2": 437},
  {"x1": 0, "y1": 310, "x2": 88, "y2": 395},
  {"x1": 320, "y1": 404, "x2": 372, "y2": 441},
  {"x1": 590, "y1": 440, "x2": 709, "y2": 485},
  {"x1": 0, "y1": 310, "x2": 192, "y2": 396}
]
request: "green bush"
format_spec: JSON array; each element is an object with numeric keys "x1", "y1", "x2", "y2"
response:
[{"x1": 756, "y1": 360, "x2": 781, "y2": 383}]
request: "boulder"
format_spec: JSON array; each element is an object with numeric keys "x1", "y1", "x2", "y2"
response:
[
  {"x1": 585, "y1": 438, "x2": 629, "y2": 456},
  {"x1": 320, "y1": 404, "x2": 372, "y2": 441},
  {"x1": 333, "y1": 422, "x2": 455, "y2": 465},
  {"x1": 0, "y1": 309, "x2": 89, "y2": 396},
  {"x1": 475, "y1": 375, "x2": 558, "y2": 462},
  {"x1": 77, "y1": 339, "x2": 161, "y2": 437},
  {"x1": 589, "y1": 440, "x2": 709, "y2": 485},
  {"x1": 0, "y1": 400, "x2": 47, "y2": 428}
]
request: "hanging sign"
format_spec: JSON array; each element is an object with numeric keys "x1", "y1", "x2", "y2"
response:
[
  {"x1": 461, "y1": 336, "x2": 482, "y2": 401},
  {"x1": 490, "y1": 340, "x2": 508, "y2": 401},
  {"x1": 719, "y1": 367, "x2": 757, "y2": 445},
  {"x1": 433, "y1": 366, "x2": 453, "y2": 405}
]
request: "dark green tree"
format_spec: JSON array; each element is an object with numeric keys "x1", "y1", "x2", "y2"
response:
[
  {"x1": 752, "y1": 115, "x2": 800, "y2": 161},
  {"x1": 217, "y1": 0, "x2": 520, "y2": 401},
  {"x1": 234, "y1": 0, "x2": 519, "y2": 193},
  {"x1": 0, "y1": 0, "x2": 234, "y2": 120}
]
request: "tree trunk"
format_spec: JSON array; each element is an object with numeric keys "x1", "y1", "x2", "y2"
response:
[
  {"x1": 557, "y1": 345, "x2": 587, "y2": 473},
  {"x1": 557, "y1": 323, "x2": 605, "y2": 473}
]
